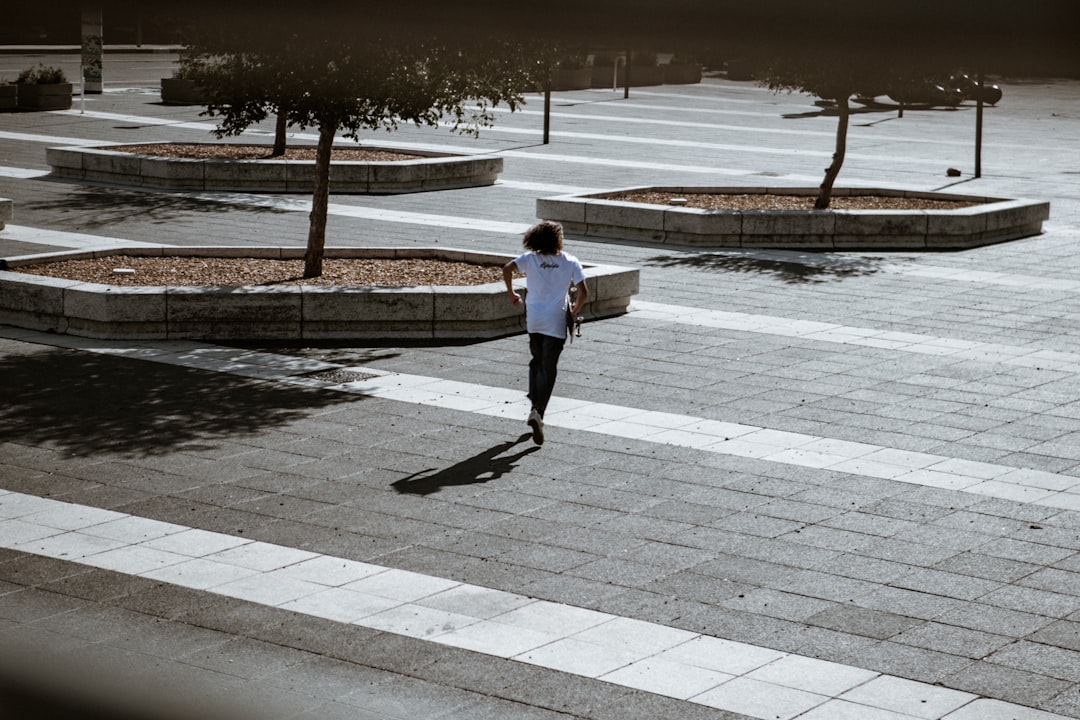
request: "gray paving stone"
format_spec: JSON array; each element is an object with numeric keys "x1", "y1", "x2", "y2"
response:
[
  {"x1": 891, "y1": 621, "x2": 1014, "y2": 658},
  {"x1": 839, "y1": 639, "x2": 973, "y2": 684},
  {"x1": 888, "y1": 568, "x2": 1005, "y2": 601},
  {"x1": 945, "y1": 660, "x2": 1074, "y2": 708},
  {"x1": 722, "y1": 587, "x2": 838, "y2": 622},
  {"x1": 936, "y1": 603, "x2": 1056, "y2": 639},
  {"x1": 0, "y1": 587, "x2": 89, "y2": 623},
  {"x1": 0, "y1": 553, "x2": 93, "y2": 587},
  {"x1": 986, "y1": 641, "x2": 1080, "y2": 683},
  {"x1": 1028, "y1": 620, "x2": 1080, "y2": 653},
  {"x1": 806, "y1": 603, "x2": 923, "y2": 640},
  {"x1": 5, "y1": 55, "x2": 1080, "y2": 718},
  {"x1": 855, "y1": 586, "x2": 968, "y2": 621}
]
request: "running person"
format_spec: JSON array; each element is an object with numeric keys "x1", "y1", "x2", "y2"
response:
[{"x1": 502, "y1": 221, "x2": 588, "y2": 445}]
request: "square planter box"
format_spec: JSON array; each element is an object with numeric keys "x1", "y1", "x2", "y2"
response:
[
  {"x1": 16, "y1": 83, "x2": 72, "y2": 111},
  {"x1": 549, "y1": 67, "x2": 592, "y2": 91},
  {"x1": 662, "y1": 63, "x2": 703, "y2": 84},
  {"x1": 0, "y1": 84, "x2": 16, "y2": 111},
  {"x1": 160, "y1": 77, "x2": 210, "y2": 106}
]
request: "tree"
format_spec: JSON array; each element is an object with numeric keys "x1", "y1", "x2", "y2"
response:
[
  {"x1": 755, "y1": 50, "x2": 939, "y2": 209},
  {"x1": 180, "y1": 25, "x2": 547, "y2": 277}
]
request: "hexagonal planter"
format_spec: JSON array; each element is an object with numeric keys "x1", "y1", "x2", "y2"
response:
[
  {"x1": 0, "y1": 247, "x2": 639, "y2": 341},
  {"x1": 537, "y1": 186, "x2": 1050, "y2": 250},
  {"x1": 46, "y1": 143, "x2": 504, "y2": 194}
]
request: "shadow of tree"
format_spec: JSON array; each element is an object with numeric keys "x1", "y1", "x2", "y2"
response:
[
  {"x1": 0, "y1": 346, "x2": 361, "y2": 459},
  {"x1": 781, "y1": 104, "x2": 899, "y2": 120},
  {"x1": 25, "y1": 183, "x2": 287, "y2": 229},
  {"x1": 392, "y1": 434, "x2": 539, "y2": 496},
  {"x1": 782, "y1": 99, "x2": 962, "y2": 121},
  {"x1": 643, "y1": 251, "x2": 888, "y2": 285}
]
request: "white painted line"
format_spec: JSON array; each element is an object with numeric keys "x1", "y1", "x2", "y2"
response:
[
  {"x1": 0, "y1": 489, "x2": 1066, "y2": 720},
  {"x1": 0, "y1": 130, "x2": 105, "y2": 146},
  {"x1": 1, "y1": 224, "x2": 164, "y2": 250},
  {"x1": 6, "y1": 328, "x2": 1080, "y2": 511},
  {"x1": 633, "y1": 301, "x2": 1080, "y2": 372},
  {"x1": 0, "y1": 167, "x2": 50, "y2": 179}
]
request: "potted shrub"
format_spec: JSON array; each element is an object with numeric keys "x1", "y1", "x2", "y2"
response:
[
  {"x1": 161, "y1": 66, "x2": 211, "y2": 105},
  {"x1": 15, "y1": 65, "x2": 72, "y2": 111},
  {"x1": 663, "y1": 54, "x2": 703, "y2": 84},
  {"x1": 0, "y1": 78, "x2": 16, "y2": 111}
]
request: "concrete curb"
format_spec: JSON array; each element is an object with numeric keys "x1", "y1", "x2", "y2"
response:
[
  {"x1": 46, "y1": 143, "x2": 504, "y2": 194},
  {"x1": 0, "y1": 246, "x2": 639, "y2": 341},
  {"x1": 537, "y1": 186, "x2": 1051, "y2": 250}
]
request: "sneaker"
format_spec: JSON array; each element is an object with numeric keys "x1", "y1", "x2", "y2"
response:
[{"x1": 527, "y1": 408, "x2": 545, "y2": 446}]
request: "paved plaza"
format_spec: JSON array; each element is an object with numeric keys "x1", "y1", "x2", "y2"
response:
[{"x1": 2, "y1": 50, "x2": 1080, "y2": 719}]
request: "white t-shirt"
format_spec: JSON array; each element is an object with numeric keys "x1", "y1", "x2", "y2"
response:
[{"x1": 513, "y1": 250, "x2": 586, "y2": 339}]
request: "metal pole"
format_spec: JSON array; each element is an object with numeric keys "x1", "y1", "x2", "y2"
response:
[
  {"x1": 623, "y1": 50, "x2": 630, "y2": 99},
  {"x1": 543, "y1": 85, "x2": 551, "y2": 145},
  {"x1": 975, "y1": 70, "x2": 984, "y2": 178}
]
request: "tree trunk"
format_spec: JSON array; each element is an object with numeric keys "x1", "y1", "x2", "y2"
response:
[
  {"x1": 272, "y1": 110, "x2": 288, "y2": 157},
  {"x1": 304, "y1": 119, "x2": 337, "y2": 278},
  {"x1": 815, "y1": 94, "x2": 849, "y2": 210}
]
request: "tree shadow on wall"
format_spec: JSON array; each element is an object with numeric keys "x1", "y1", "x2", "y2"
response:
[
  {"x1": 643, "y1": 251, "x2": 889, "y2": 285},
  {"x1": 392, "y1": 434, "x2": 540, "y2": 496},
  {"x1": 25, "y1": 183, "x2": 288, "y2": 230},
  {"x1": 0, "y1": 345, "x2": 362, "y2": 459}
]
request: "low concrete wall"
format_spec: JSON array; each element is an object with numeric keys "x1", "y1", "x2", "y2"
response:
[
  {"x1": 537, "y1": 186, "x2": 1051, "y2": 250},
  {"x1": 0, "y1": 197, "x2": 11, "y2": 230},
  {"x1": 0, "y1": 247, "x2": 639, "y2": 341},
  {"x1": 46, "y1": 144, "x2": 503, "y2": 194}
]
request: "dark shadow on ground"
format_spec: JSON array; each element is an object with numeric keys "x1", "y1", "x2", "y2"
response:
[
  {"x1": 643, "y1": 251, "x2": 889, "y2": 285},
  {"x1": 24, "y1": 183, "x2": 287, "y2": 229},
  {"x1": 781, "y1": 104, "x2": 901, "y2": 120},
  {"x1": 0, "y1": 345, "x2": 361, "y2": 458},
  {"x1": 392, "y1": 434, "x2": 539, "y2": 496}
]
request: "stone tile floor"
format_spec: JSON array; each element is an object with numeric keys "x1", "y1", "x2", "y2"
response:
[{"x1": 2, "y1": 52, "x2": 1080, "y2": 719}]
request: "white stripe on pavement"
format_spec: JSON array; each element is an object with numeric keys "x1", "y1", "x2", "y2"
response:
[
  {"x1": 0, "y1": 489, "x2": 1066, "y2": 720},
  {"x1": 634, "y1": 301, "x2": 1080, "y2": 372},
  {"x1": 1, "y1": 225, "x2": 163, "y2": 250},
  {"x1": 5, "y1": 327, "x2": 1079, "y2": 511}
]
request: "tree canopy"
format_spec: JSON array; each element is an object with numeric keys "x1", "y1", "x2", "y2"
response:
[
  {"x1": 179, "y1": 24, "x2": 552, "y2": 276},
  {"x1": 753, "y1": 49, "x2": 954, "y2": 208}
]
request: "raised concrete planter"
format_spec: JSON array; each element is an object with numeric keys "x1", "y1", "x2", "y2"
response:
[
  {"x1": 0, "y1": 247, "x2": 639, "y2": 341},
  {"x1": 662, "y1": 63, "x2": 703, "y2": 85},
  {"x1": 0, "y1": 197, "x2": 11, "y2": 230},
  {"x1": 15, "y1": 82, "x2": 73, "y2": 111},
  {"x1": 537, "y1": 186, "x2": 1050, "y2": 250},
  {"x1": 46, "y1": 143, "x2": 504, "y2": 194},
  {"x1": 0, "y1": 84, "x2": 17, "y2": 111},
  {"x1": 591, "y1": 65, "x2": 665, "y2": 89},
  {"x1": 160, "y1": 77, "x2": 209, "y2": 106}
]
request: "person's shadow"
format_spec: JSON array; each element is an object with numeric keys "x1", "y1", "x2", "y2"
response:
[{"x1": 391, "y1": 434, "x2": 540, "y2": 496}]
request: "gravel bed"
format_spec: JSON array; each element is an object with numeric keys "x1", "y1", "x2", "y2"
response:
[
  {"x1": 606, "y1": 190, "x2": 981, "y2": 210},
  {"x1": 108, "y1": 143, "x2": 423, "y2": 162},
  {"x1": 16, "y1": 256, "x2": 511, "y2": 288}
]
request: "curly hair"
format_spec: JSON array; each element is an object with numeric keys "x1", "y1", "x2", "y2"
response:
[{"x1": 522, "y1": 221, "x2": 564, "y2": 255}]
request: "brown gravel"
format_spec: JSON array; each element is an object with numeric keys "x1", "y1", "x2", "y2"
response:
[
  {"x1": 109, "y1": 143, "x2": 423, "y2": 162},
  {"x1": 16, "y1": 256, "x2": 511, "y2": 288},
  {"x1": 607, "y1": 191, "x2": 981, "y2": 211}
]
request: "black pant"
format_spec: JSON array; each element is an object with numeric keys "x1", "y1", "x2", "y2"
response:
[{"x1": 528, "y1": 332, "x2": 565, "y2": 417}]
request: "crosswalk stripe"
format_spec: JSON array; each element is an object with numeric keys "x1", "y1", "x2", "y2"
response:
[{"x1": 0, "y1": 488, "x2": 1065, "y2": 720}]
